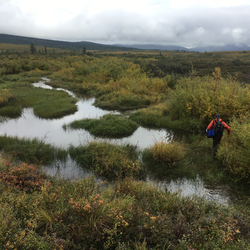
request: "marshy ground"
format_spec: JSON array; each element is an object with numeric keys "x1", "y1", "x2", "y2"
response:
[{"x1": 1, "y1": 48, "x2": 250, "y2": 249}]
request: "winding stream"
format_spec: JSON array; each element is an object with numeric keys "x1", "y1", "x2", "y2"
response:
[{"x1": 0, "y1": 78, "x2": 234, "y2": 204}]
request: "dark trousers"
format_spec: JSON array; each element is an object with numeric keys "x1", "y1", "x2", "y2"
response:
[{"x1": 213, "y1": 137, "x2": 221, "y2": 157}]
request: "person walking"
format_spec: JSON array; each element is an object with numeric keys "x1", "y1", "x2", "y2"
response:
[{"x1": 206, "y1": 114, "x2": 230, "y2": 157}]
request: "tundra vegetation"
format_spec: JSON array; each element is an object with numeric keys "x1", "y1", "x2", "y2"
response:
[
  {"x1": 68, "y1": 114, "x2": 139, "y2": 137},
  {"x1": 69, "y1": 141, "x2": 142, "y2": 181},
  {"x1": 1, "y1": 45, "x2": 250, "y2": 249}
]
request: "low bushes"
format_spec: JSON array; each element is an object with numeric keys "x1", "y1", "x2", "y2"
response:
[
  {"x1": 217, "y1": 114, "x2": 250, "y2": 178},
  {"x1": 0, "y1": 89, "x2": 20, "y2": 117},
  {"x1": 0, "y1": 89, "x2": 16, "y2": 107},
  {"x1": 0, "y1": 161, "x2": 46, "y2": 192},
  {"x1": 1, "y1": 155, "x2": 250, "y2": 249},
  {"x1": 167, "y1": 68, "x2": 250, "y2": 131},
  {"x1": 69, "y1": 114, "x2": 139, "y2": 137}
]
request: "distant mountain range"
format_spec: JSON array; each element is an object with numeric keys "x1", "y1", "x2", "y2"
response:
[
  {"x1": 116, "y1": 43, "x2": 250, "y2": 52},
  {"x1": 114, "y1": 44, "x2": 188, "y2": 51},
  {"x1": 1, "y1": 33, "x2": 250, "y2": 52},
  {"x1": 190, "y1": 44, "x2": 250, "y2": 52},
  {"x1": 0, "y1": 34, "x2": 134, "y2": 51}
]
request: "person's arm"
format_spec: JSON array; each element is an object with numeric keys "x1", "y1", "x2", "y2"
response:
[
  {"x1": 207, "y1": 120, "x2": 214, "y2": 130},
  {"x1": 222, "y1": 121, "x2": 230, "y2": 134}
]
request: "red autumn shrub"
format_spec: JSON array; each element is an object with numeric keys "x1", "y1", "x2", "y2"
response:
[{"x1": 0, "y1": 162, "x2": 46, "y2": 191}]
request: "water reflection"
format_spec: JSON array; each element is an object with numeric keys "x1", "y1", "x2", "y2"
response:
[
  {"x1": 43, "y1": 154, "x2": 93, "y2": 180},
  {"x1": 151, "y1": 176, "x2": 230, "y2": 205},
  {"x1": 0, "y1": 79, "x2": 171, "y2": 149}
]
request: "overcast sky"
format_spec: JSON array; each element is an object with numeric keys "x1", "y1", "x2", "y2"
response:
[{"x1": 1, "y1": 0, "x2": 250, "y2": 48}]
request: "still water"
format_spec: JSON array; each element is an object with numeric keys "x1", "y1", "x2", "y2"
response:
[
  {"x1": 1, "y1": 79, "x2": 171, "y2": 149},
  {"x1": 0, "y1": 78, "x2": 233, "y2": 204}
]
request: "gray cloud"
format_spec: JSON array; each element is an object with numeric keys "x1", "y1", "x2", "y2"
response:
[{"x1": 1, "y1": 1, "x2": 250, "y2": 48}]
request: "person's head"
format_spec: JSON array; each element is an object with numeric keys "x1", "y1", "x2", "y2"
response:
[{"x1": 216, "y1": 114, "x2": 220, "y2": 119}]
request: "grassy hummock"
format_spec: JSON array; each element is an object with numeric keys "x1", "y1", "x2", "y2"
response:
[
  {"x1": 69, "y1": 141, "x2": 142, "y2": 181},
  {"x1": 69, "y1": 114, "x2": 139, "y2": 137},
  {"x1": 0, "y1": 76, "x2": 77, "y2": 119},
  {"x1": 143, "y1": 140, "x2": 186, "y2": 166},
  {"x1": 12, "y1": 85, "x2": 78, "y2": 119}
]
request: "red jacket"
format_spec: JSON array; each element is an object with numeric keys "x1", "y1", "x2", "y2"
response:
[{"x1": 207, "y1": 118, "x2": 230, "y2": 135}]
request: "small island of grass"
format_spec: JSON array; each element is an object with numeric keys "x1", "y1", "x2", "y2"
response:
[{"x1": 68, "y1": 114, "x2": 139, "y2": 137}]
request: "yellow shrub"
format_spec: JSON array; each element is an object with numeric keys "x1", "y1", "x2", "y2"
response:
[
  {"x1": 0, "y1": 89, "x2": 15, "y2": 106},
  {"x1": 168, "y1": 68, "x2": 249, "y2": 129},
  {"x1": 151, "y1": 141, "x2": 186, "y2": 164},
  {"x1": 217, "y1": 114, "x2": 250, "y2": 178}
]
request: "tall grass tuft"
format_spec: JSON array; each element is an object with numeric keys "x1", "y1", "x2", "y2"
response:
[
  {"x1": 143, "y1": 140, "x2": 186, "y2": 165},
  {"x1": 69, "y1": 141, "x2": 142, "y2": 180},
  {"x1": 151, "y1": 141, "x2": 186, "y2": 164},
  {"x1": 0, "y1": 135, "x2": 68, "y2": 164},
  {"x1": 0, "y1": 105, "x2": 22, "y2": 117},
  {"x1": 142, "y1": 140, "x2": 186, "y2": 179}
]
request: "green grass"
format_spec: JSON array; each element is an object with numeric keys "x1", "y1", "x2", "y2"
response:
[
  {"x1": 69, "y1": 114, "x2": 139, "y2": 137},
  {"x1": 129, "y1": 103, "x2": 186, "y2": 130},
  {"x1": 69, "y1": 141, "x2": 142, "y2": 181},
  {"x1": 0, "y1": 135, "x2": 68, "y2": 164},
  {"x1": 0, "y1": 84, "x2": 78, "y2": 119},
  {"x1": 0, "y1": 105, "x2": 22, "y2": 118}
]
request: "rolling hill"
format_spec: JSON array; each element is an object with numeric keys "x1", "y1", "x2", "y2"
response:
[
  {"x1": 0, "y1": 34, "x2": 134, "y2": 51},
  {"x1": 1, "y1": 33, "x2": 250, "y2": 52}
]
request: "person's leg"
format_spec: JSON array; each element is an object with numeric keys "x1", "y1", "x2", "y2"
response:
[{"x1": 213, "y1": 137, "x2": 221, "y2": 157}]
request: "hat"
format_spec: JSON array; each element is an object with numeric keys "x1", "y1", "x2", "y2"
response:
[{"x1": 216, "y1": 114, "x2": 220, "y2": 117}]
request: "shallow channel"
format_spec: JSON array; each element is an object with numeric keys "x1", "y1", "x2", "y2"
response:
[{"x1": 0, "y1": 78, "x2": 233, "y2": 204}]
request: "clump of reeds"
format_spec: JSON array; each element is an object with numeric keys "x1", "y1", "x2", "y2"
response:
[{"x1": 143, "y1": 140, "x2": 186, "y2": 166}]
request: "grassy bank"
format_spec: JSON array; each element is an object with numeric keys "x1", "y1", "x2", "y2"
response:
[
  {"x1": 0, "y1": 135, "x2": 68, "y2": 165},
  {"x1": 1, "y1": 153, "x2": 250, "y2": 250},
  {"x1": 0, "y1": 74, "x2": 77, "y2": 119}
]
